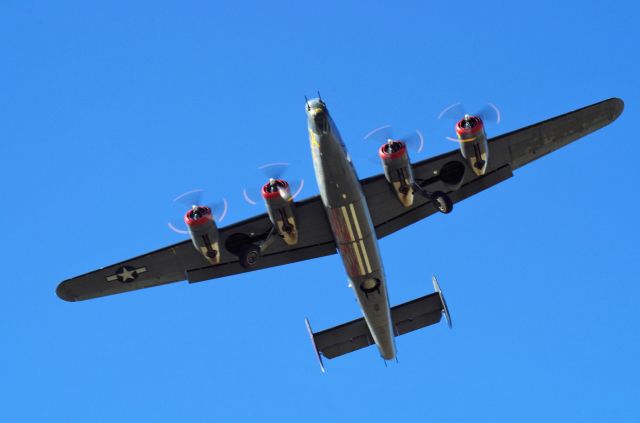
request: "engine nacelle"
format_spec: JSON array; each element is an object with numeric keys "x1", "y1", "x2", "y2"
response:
[
  {"x1": 262, "y1": 179, "x2": 298, "y2": 245},
  {"x1": 185, "y1": 206, "x2": 221, "y2": 264},
  {"x1": 379, "y1": 140, "x2": 415, "y2": 207},
  {"x1": 456, "y1": 115, "x2": 489, "y2": 176}
]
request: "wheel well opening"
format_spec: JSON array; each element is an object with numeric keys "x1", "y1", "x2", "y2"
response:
[
  {"x1": 439, "y1": 160, "x2": 465, "y2": 186},
  {"x1": 225, "y1": 233, "x2": 253, "y2": 255}
]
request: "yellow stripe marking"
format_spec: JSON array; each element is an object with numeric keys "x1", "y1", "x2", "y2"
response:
[
  {"x1": 352, "y1": 241, "x2": 366, "y2": 276},
  {"x1": 341, "y1": 206, "x2": 365, "y2": 275},
  {"x1": 359, "y1": 240, "x2": 372, "y2": 274},
  {"x1": 348, "y1": 203, "x2": 371, "y2": 274},
  {"x1": 349, "y1": 203, "x2": 363, "y2": 239},
  {"x1": 341, "y1": 206, "x2": 355, "y2": 241}
]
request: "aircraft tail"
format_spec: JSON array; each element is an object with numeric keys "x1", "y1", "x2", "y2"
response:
[{"x1": 305, "y1": 275, "x2": 452, "y2": 371}]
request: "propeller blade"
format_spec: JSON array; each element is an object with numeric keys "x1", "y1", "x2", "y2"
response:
[
  {"x1": 258, "y1": 162, "x2": 291, "y2": 180},
  {"x1": 476, "y1": 102, "x2": 501, "y2": 124},
  {"x1": 437, "y1": 102, "x2": 466, "y2": 120},
  {"x1": 255, "y1": 161, "x2": 304, "y2": 203},
  {"x1": 167, "y1": 221, "x2": 189, "y2": 235},
  {"x1": 242, "y1": 188, "x2": 258, "y2": 206},
  {"x1": 173, "y1": 188, "x2": 204, "y2": 208},
  {"x1": 273, "y1": 178, "x2": 305, "y2": 202},
  {"x1": 438, "y1": 102, "x2": 501, "y2": 124},
  {"x1": 445, "y1": 135, "x2": 477, "y2": 143},
  {"x1": 402, "y1": 130, "x2": 424, "y2": 153},
  {"x1": 208, "y1": 198, "x2": 229, "y2": 223},
  {"x1": 291, "y1": 179, "x2": 304, "y2": 199},
  {"x1": 364, "y1": 126, "x2": 424, "y2": 154},
  {"x1": 167, "y1": 190, "x2": 228, "y2": 235},
  {"x1": 278, "y1": 185, "x2": 292, "y2": 202},
  {"x1": 440, "y1": 102, "x2": 502, "y2": 144},
  {"x1": 363, "y1": 125, "x2": 393, "y2": 143}
]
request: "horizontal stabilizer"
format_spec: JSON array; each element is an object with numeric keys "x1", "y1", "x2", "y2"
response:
[{"x1": 307, "y1": 282, "x2": 450, "y2": 361}]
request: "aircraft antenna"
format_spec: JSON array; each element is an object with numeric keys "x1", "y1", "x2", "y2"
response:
[{"x1": 304, "y1": 95, "x2": 310, "y2": 111}]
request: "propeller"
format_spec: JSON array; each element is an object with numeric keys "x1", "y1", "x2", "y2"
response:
[
  {"x1": 258, "y1": 162, "x2": 291, "y2": 180},
  {"x1": 437, "y1": 102, "x2": 502, "y2": 142},
  {"x1": 242, "y1": 162, "x2": 305, "y2": 206},
  {"x1": 167, "y1": 189, "x2": 228, "y2": 234},
  {"x1": 265, "y1": 178, "x2": 299, "y2": 202},
  {"x1": 437, "y1": 102, "x2": 501, "y2": 124},
  {"x1": 363, "y1": 125, "x2": 425, "y2": 154}
]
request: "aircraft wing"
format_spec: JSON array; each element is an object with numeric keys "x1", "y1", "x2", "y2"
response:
[
  {"x1": 57, "y1": 98, "x2": 623, "y2": 302},
  {"x1": 57, "y1": 196, "x2": 337, "y2": 301},
  {"x1": 364, "y1": 98, "x2": 624, "y2": 238}
]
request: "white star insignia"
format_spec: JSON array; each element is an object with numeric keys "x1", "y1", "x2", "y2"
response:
[
  {"x1": 105, "y1": 266, "x2": 148, "y2": 283},
  {"x1": 118, "y1": 267, "x2": 136, "y2": 282}
]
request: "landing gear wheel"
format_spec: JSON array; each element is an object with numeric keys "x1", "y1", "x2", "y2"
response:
[
  {"x1": 239, "y1": 244, "x2": 260, "y2": 269},
  {"x1": 432, "y1": 191, "x2": 453, "y2": 214}
]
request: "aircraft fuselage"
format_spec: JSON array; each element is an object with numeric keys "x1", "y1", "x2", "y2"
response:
[{"x1": 306, "y1": 98, "x2": 395, "y2": 360}]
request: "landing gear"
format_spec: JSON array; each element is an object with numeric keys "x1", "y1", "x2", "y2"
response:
[
  {"x1": 431, "y1": 191, "x2": 453, "y2": 214},
  {"x1": 411, "y1": 183, "x2": 453, "y2": 214},
  {"x1": 239, "y1": 244, "x2": 260, "y2": 269}
]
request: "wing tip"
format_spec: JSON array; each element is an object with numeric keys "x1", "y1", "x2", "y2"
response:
[
  {"x1": 609, "y1": 97, "x2": 624, "y2": 122},
  {"x1": 56, "y1": 281, "x2": 79, "y2": 302}
]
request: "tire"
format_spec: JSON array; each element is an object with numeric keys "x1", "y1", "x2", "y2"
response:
[
  {"x1": 239, "y1": 244, "x2": 260, "y2": 269},
  {"x1": 432, "y1": 191, "x2": 453, "y2": 214}
]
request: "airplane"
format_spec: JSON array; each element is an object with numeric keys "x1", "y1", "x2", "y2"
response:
[{"x1": 57, "y1": 96, "x2": 624, "y2": 371}]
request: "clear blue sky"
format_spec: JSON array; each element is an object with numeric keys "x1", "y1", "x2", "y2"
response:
[{"x1": 1, "y1": 1, "x2": 638, "y2": 422}]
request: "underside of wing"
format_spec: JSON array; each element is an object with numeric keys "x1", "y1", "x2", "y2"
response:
[
  {"x1": 57, "y1": 195, "x2": 336, "y2": 301},
  {"x1": 363, "y1": 98, "x2": 623, "y2": 237},
  {"x1": 491, "y1": 97, "x2": 623, "y2": 170}
]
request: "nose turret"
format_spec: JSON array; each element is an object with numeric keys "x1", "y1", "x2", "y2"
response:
[
  {"x1": 306, "y1": 97, "x2": 326, "y2": 112},
  {"x1": 307, "y1": 98, "x2": 329, "y2": 134}
]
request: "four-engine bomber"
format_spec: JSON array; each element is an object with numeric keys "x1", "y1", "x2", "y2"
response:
[{"x1": 55, "y1": 96, "x2": 624, "y2": 369}]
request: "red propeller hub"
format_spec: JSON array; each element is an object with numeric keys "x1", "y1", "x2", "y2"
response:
[
  {"x1": 378, "y1": 140, "x2": 407, "y2": 160},
  {"x1": 184, "y1": 206, "x2": 213, "y2": 226},
  {"x1": 455, "y1": 115, "x2": 484, "y2": 136},
  {"x1": 262, "y1": 179, "x2": 290, "y2": 199}
]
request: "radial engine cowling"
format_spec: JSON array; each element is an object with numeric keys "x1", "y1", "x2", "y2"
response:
[
  {"x1": 262, "y1": 179, "x2": 298, "y2": 245},
  {"x1": 456, "y1": 115, "x2": 489, "y2": 176},
  {"x1": 379, "y1": 140, "x2": 415, "y2": 207},
  {"x1": 185, "y1": 206, "x2": 220, "y2": 264}
]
